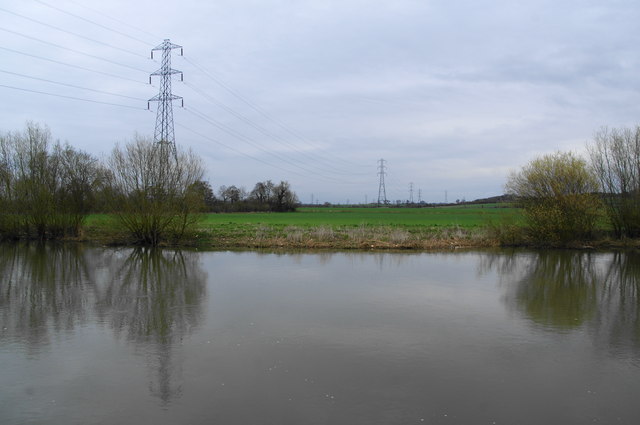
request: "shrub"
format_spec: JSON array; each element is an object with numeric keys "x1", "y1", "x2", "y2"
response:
[{"x1": 506, "y1": 151, "x2": 601, "y2": 243}]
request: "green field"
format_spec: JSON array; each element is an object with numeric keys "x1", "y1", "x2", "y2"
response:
[
  {"x1": 83, "y1": 205, "x2": 523, "y2": 249},
  {"x1": 79, "y1": 204, "x2": 634, "y2": 250},
  {"x1": 86, "y1": 205, "x2": 521, "y2": 228},
  {"x1": 197, "y1": 205, "x2": 521, "y2": 228}
]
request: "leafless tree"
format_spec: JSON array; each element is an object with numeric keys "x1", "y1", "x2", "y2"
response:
[
  {"x1": 0, "y1": 123, "x2": 101, "y2": 239},
  {"x1": 588, "y1": 126, "x2": 640, "y2": 237},
  {"x1": 107, "y1": 135, "x2": 204, "y2": 245}
]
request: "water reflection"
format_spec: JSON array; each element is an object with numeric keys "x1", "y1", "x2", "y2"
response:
[
  {"x1": 0, "y1": 243, "x2": 206, "y2": 404},
  {"x1": 95, "y1": 247, "x2": 206, "y2": 404},
  {"x1": 484, "y1": 250, "x2": 640, "y2": 355},
  {"x1": 253, "y1": 249, "x2": 419, "y2": 269},
  {"x1": 0, "y1": 243, "x2": 95, "y2": 350}
]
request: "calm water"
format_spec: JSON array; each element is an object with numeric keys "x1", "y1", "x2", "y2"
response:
[{"x1": 1, "y1": 244, "x2": 640, "y2": 424}]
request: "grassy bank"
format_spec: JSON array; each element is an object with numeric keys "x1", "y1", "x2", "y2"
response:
[
  {"x1": 79, "y1": 205, "x2": 640, "y2": 250},
  {"x1": 71, "y1": 205, "x2": 640, "y2": 249},
  {"x1": 81, "y1": 205, "x2": 522, "y2": 249}
]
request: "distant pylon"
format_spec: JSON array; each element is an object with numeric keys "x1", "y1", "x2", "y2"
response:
[
  {"x1": 377, "y1": 159, "x2": 387, "y2": 206},
  {"x1": 409, "y1": 182, "x2": 414, "y2": 203},
  {"x1": 148, "y1": 39, "x2": 183, "y2": 161}
]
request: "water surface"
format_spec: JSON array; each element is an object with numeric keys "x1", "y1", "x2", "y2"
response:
[{"x1": 1, "y1": 244, "x2": 639, "y2": 424}]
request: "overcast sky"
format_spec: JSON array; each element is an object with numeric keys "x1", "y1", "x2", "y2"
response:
[{"x1": 1, "y1": 0, "x2": 639, "y2": 204}]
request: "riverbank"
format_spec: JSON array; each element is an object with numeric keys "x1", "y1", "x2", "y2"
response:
[
  {"x1": 77, "y1": 220, "x2": 640, "y2": 251},
  {"x1": 79, "y1": 221, "x2": 495, "y2": 249}
]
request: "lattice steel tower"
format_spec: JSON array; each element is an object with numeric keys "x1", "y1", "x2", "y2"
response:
[
  {"x1": 148, "y1": 39, "x2": 183, "y2": 160},
  {"x1": 377, "y1": 158, "x2": 387, "y2": 205}
]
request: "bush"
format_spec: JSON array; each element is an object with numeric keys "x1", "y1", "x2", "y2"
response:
[{"x1": 505, "y1": 151, "x2": 601, "y2": 243}]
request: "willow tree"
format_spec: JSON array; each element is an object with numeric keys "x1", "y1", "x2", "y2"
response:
[
  {"x1": 107, "y1": 136, "x2": 205, "y2": 245},
  {"x1": 506, "y1": 151, "x2": 601, "y2": 243},
  {"x1": 0, "y1": 122, "x2": 102, "y2": 239}
]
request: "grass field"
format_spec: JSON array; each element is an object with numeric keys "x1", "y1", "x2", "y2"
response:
[
  {"x1": 74, "y1": 205, "x2": 640, "y2": 250},
  {"x1": 83, "y1": 205, "x2": 523, "y2": 249},
  {"x1": 197, "y1": 205, "x2": 522, "y2": 228}
]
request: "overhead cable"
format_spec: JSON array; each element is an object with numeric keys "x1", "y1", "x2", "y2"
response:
[
  {"x1": 33, "y1": 0, "x2": 152, "y2": 46},
  {"x1": 0, "y1": 46, "x2": 147, "y2": 85},
  {"x1": 184, "y1": 81, "x2": 369, "y2": 177},
  {"x1": 66, "y1": 0, "x2": 161, "y2": 43},
  {"x1": 0, "y1": 69, "x2": 146, "y2": 101},
  {"x1": 182, "y1": 56, "x2": 369, "y2": 169},
  {"x1": 0, "y1": 5, "x2": 143, "y2": 57},
  {"x1": 0, "y1": 84, "x2": 145, "y2": 109},
  {"x1": 184, "y1": 107, "x2": 361, "y2": 185},
  {"x1": 0, "y1": 27, "x2": 148, "y2": 73}
]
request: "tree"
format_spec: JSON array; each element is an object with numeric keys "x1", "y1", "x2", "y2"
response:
[
  {"x1": 249, "y1": 180, "x2": 274, "y2": 203},
  {"x1": 218, "y1": 185, "x2": 244, "y2": 203},
  {"x1": 189, "y1": 180, "x2": 216, "y2": 211},
  {"x1": 505, "y1": 151, "x2": 601, "y2": 242},
  {"x1": 588, "y1": 126, "x2": 640, "y2": 237},
  {"x1": 0, "y1": 122, "x2": 101, "y2": 239},
  {"x1": 106, "y1": 135, "x2": 204, "y2": 245},
  {"x1": 271, "y1": 180, "x2": 298, "y2": 212}
]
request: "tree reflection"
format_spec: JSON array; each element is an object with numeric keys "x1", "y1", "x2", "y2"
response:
[
  {"x1": 95, "y1": 247, "x2": 206, "y2": 405},
  {"x1": 0, "y1": 242, "x2": 95, "y2": 350},
  {"x1": 592, "y1": 251, "x2": 640, "y2": 354},
  {"x1": 507, "y1": 251, "x2": 599, "y2": 329},
  {"x1": 0, "y1": 243, "x2": 206, "y2": 405},
  {"x1": 483, "y1": 250, "x2": 640, "y2": 355}
]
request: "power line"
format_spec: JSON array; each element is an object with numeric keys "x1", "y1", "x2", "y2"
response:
[
  {"x1": 183, "y1": 56, "x2": 368, "y2": 170},
  {"x1": 184, "y1": 107, "x2": 364, "y2": 184},
  {"x1": 0, "y1": 5, "x2": 143, "y2": 57},
  {"x1": 66, "y1": 0, "x2": 161, "y2": 43},
  {"x1": 177, "y1": 122, "x2": 321, "y2": 180},
  {"x1": 0, "y1": 26, "x2": 149, "y2": 74},
  {"x1": 183, "y1": 81, "x2": 369, "y2": 177},
  {"x1": 0, "y1": 69, "x2": 146, "y2": 101},
  {"x1": 179, "y1": 119, "x2": 364, "y2": 185},
  {"x1": 0, "y1": 83, "x2": 145, "y2": 109},
  {"x1": 32, "y1": 0, "x2": 152, "y2": 46},
  {"x1": 185, "y1": 106, "x2": 350, "y2": 184},
  {"x1": 0, "y1": 46, "x2": 147, "y2": 85}
]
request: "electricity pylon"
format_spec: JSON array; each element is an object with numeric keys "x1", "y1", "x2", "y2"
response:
[
  {"x1": 377, "y1": 159, "x2": 387, "y2": 206},
  {"x1": 148, "y1": 39, "x2": 183, "y2": 161}
]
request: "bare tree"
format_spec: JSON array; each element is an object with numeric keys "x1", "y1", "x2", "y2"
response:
[
  {"x1": 588, "y1": 126, "x2": 640, "y2": 237},
  {"x1": 107, "y1": 135, "x2": 204, "y2": 245},
  {"x1": 0, "y1": 123, "x2": 101, "y2": 239}
]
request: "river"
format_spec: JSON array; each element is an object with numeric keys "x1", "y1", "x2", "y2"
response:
[{"x1": 1, "y1": 243, "x2": 639, "y2": 424}]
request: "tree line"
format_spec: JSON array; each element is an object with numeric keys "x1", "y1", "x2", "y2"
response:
[
  {"x1": 191, "y1": 179, "x2": 298, "y2": 213},
  {"x1": 505, "y1": 125, "x2": 640, "y2": 243},
  {"x1": 0, "y1": 123, "x2": 298, "y2": 244}
]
